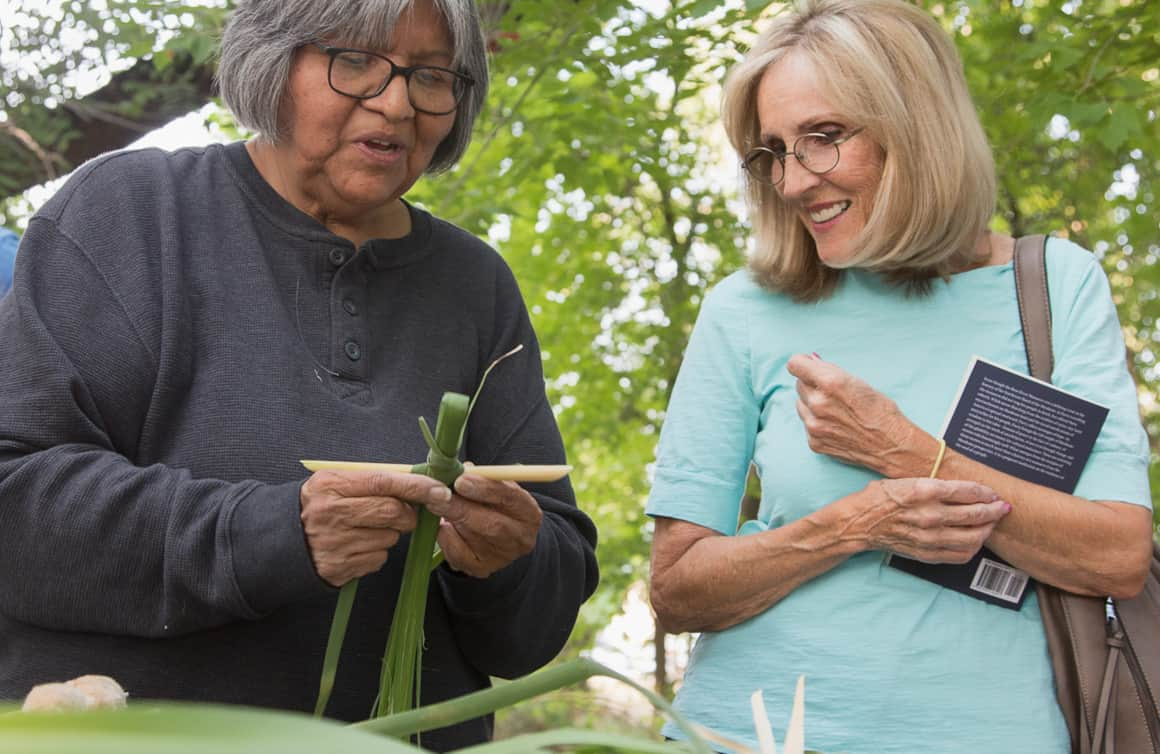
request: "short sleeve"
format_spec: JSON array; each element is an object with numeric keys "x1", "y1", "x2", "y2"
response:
[
  {"x1": 646, "y1": 275, "x2": 760, "y2": 534},
  {"x1": 1048, "y1": 238, "x2": 1151, "y2": 508},
  {"x1": 0, "y1": 228, "x2": 17, "y2": 297}
]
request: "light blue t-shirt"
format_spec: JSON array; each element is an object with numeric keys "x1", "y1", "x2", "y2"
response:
[
  {"x1": 0, "y1": 228, "x2": 17, "y2": 298},
  {"x1": 646, "y1": 238, "x2": 1150, "y2": 754}
]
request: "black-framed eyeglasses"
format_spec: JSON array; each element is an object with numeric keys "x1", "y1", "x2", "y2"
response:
[
  {"x1": 742, "y1": 127, "x2": 865, "y2": 186},
  {"x1": 311, "y1": 41, "x2": 474, "y2": 116}
]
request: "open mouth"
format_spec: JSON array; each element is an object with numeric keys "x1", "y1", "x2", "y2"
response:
[
  {"x1": 362, "y1": 139, "x2": 401, "y2": 153},
  {"x1": 809, "y1": 201, "x2": 851, "y2": 224}
]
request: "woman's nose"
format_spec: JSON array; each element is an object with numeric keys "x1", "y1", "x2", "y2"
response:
[
  {"x1": 362, "y1": 74, "x2": 415, "y2": 119},
  {"x1": 778, "y1": 155, "x2": 822, "y2": 198}
]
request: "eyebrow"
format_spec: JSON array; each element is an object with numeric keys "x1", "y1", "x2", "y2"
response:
[
  {"x1": 332, "y1": 40, "x2": 454, "y2": 65},
  {"x1": 376, "y1": 46, "x2": 455, "y2": 66},
  {"x1": 398, "y1": 48, "x2": 454, "y2": 64},
  {"x1": 759, "y1": 115, "x2": 846, "y2": 146}
]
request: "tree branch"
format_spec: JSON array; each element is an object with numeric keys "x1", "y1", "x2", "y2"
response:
[{"x1": 2, "y1": 52, "x2": 215, "y2": 200}]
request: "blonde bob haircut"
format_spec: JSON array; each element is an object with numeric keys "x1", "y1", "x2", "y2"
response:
[{"x1": 722, "y1": 0, "x2": 997, "y2": 301}]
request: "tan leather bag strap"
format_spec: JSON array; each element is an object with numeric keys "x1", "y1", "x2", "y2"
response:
[{"x1": 1013, "y1": 234, "x2": 1052, "y2": 382}]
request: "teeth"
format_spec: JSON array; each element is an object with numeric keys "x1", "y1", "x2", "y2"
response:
[
  {"x1": 809, "y1": 201, "x2": 850, "y2": 223},
  {"x1": 366, "y1": 140, "x2": 397, "y2": 151}
]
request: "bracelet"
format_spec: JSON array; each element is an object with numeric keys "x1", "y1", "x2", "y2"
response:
[{"x1": 929, "y1": 438, "x2": 947, "y2": 478}]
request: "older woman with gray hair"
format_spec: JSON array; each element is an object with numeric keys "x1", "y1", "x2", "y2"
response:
[{"x1": 0, "y1": 0, "x2": 597, "y2": 746}]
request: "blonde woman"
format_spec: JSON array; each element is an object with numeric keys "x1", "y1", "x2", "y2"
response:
[{"x1": 646, "y1": 1, "x2": 1151, "y2": 751}]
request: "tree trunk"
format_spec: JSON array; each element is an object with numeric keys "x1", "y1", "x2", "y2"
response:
[{"x1": 654, "y1": 617, "x2": 672, "y2": 699}]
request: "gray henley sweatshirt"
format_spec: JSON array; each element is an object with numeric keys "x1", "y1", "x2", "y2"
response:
[{"x1": 0, "y1": 142, "x2": 598, "y2": 749}]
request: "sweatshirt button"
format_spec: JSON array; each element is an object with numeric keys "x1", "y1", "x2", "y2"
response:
[
  {"x1": 342, "y1": 299, "x2": 359, "y2": 316},
  {"x1": 329, "y1": 248, "x2": 347, "y2": 266},
  {"x1": 343, "y1": 340, "x2": 362, "y2": 361}
]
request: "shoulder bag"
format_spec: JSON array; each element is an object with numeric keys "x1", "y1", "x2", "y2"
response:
[{"x1": 1014, "y1": 233, "x2": 1160, "y2": 754}]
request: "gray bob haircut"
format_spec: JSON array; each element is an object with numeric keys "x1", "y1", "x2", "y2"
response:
[{"x1": 216, "y1": 0, "x2": 488, "y2": 173}]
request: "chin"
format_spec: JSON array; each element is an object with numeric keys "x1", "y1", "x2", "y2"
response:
[{"x1": 814, "y1": 243, "x2": 857, "y2": 268}]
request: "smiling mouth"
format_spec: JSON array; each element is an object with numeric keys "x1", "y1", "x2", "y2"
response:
[{"x1": 809, "y1": 201, "x2": 851, "y2": 223}]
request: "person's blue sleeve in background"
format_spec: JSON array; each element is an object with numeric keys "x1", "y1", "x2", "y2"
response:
[{"x1": 0, "y1": 228, "x2": 18, "y2": 298}]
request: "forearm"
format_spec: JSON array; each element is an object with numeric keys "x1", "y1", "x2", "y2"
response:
[
  {"x1": 437, "y1": 497, "x2": 598, "y2": 678},
  {"x1": 650, "y1": 500, "x2": 865, "y2": 634},
  {"x1": 885, "y1": 431, "x2": 1152, "y2": 597},
  {"x1": 0, "y1": 445, "x2": 329, "y2": 636}
]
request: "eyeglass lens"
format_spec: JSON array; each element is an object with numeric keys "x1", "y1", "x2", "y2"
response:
[
  {"x1": 745, "y1": 134, "x2": 843, "y2": 185},
  {"x1": 329, "y1": 50, "x2": 462, "y2": 114}
]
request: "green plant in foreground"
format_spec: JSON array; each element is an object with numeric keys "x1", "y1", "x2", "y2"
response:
[
  {"x1": 3, "y1": 658, "x2": 827, "y2": 753},
  {"x1": 376, "y1": 390, "x2": 466, "y2": 718},
  {"x1": 0, "y1": 659, "x2": 707, "y2": 754},
  {"x1": 314, "y1": 348, "x2": 523, "y2": 720}
]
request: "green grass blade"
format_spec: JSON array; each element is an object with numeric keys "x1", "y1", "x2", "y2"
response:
[
  {"x1": 357, "y1": 658, "x2": 716, "y2": 754},
  {"x1": 453, "y1": 728, "x2": 700, "y2": 754},
  {"x1": 377, "y1": 509, "x2": 441, "y2": 717},
  {"x1": 457, "y1": 345, "x2": 523, "y2": 451},
  {"x1": 375, "y1": 393, "x2": 470, "y2": 719},
  {"x1": 314, "y1": 578, "x2": 360, "y2": 717},
  {"x1": 0, "y1": 704, "x2": 423, "y2": 754}
]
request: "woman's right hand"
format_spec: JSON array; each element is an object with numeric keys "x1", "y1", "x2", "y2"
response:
[
  {"x1": 299, "y1": 470, "x2": 452, "y2": 587},
  {"x1": 851, "y1": 478, "x2": 1010, "y2": 564}
]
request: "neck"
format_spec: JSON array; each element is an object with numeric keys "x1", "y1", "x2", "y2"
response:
[
  {"x1": 245, "y1": 140, "x2": 412, "y2": 247},
  {"x1": 953, "y1": 231, "x2": 1013, "y2": 273}
]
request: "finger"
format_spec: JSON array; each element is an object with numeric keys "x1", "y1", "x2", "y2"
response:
[
  {"x1": 316, "y1": 549, "x2": 390, "y2": 586},
  {"x1": 449, "y1": 476, "x2": 540, "y2": 522},
  {"x1": 796, "y1": 400, "x2": 827, "y2": 451},
  {"x1": 450, "y1": 474, "x2": 510, "y2": 505},
  {"x1": 436, "y1": 520, "x2": 491, "y2": 578},
  {"x1": 310, "y1": 470, "x2": 452, "y2": 507},
  {"x1": 924, "y1": 478, "x2": 1000, "y2": 505},
  {"x1": 794, "y1": 397, "x2": 813, "y2": 426},
  {"x1": 339, "y1": 497, "x2": 419, "y2": 530},
  {"x1": 786, "y1": 353, "x2": 823, "y2": 383},
  {"x1": 340, "y1": 549, "x2": 392, "y2": 579},
  {"x1": 942, "y1": 500, "x2": 1010, "y2": 528},
  {"x1": 796, "y1": 380, "x2": 824, "y2": 417},
  {"x1": 927, "y1": 525, "x2": 998, "y2": 563},
  {"x1": 902, "y1": 523, "x2": 994, "y2": 560},
  {"x1": 330, "y1": 527, "x2": 403, "y2": 556}
]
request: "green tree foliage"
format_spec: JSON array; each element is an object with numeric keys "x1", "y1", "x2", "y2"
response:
[
  {"x1": 408, "y1": 0, "x2": 753, "y2": 647},
  {"x1": 940, "y1": 0, "x2": 1160, "y2": 499},
  {"x1": 2, "y1": 2, "x2": 1158, "y2": 721},
  {"x1": 0, "y1": 1, "x2": 225, "y2": 205}
]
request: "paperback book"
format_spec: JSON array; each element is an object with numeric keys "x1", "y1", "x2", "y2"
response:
[{"x1": 886, "y1": 357, "x2": 1108, "y2": 609}]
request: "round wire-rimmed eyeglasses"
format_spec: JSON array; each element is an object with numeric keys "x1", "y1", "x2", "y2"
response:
[
  {"x1": 742, "y1": 127, "x2": 865, "y2": 186},
  {"x1": 310, "y1": 41, "x2": 474, "y2": 116}
]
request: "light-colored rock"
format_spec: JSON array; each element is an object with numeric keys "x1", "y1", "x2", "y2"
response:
[
  {"x1": 21, "y1": 674, "x2": 128, "y2": 712},
  {"x1": 66, "y1": 675, "x2": 128, "y2": 709},
  {"x1": 21, "y1": 682, "x2": 91, "y2": 712}
]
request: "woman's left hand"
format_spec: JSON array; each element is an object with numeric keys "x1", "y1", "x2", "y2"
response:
[
  {"x1": 425, "y1": 474, "x2": 543, "y2": 578},
  {"x1": 786, "y1": 353, "x2": 924, "y2": 476}
]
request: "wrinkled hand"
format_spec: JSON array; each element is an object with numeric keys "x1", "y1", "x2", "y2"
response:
[
  {"x1": 300, "y1": 470, "x2": 451, "y2": 587},
  {"x1": 787, "y1": 353, "x2": 921, "y2": 475},
  {"x1": 850, "y1": 478, "x2": 1010, "y2": 564},
  {"x1": 425, "y1": 474, "x2": 543, "y2": 579}
]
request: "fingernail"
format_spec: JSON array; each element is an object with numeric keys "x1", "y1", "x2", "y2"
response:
[
  {"x1": 434, "y1": 485, "x2": 452, "y2": 502},
  {"x1": 1001, "y1": 502, "x2": 1012, "y2": 514},
  {"x1": 453, "y1": 476, "x2": 475, "y2": 497}
]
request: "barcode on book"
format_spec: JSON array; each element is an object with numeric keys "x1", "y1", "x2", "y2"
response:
[{"x1": 969, "y1": 558, "x2": 1030, "y2": 603}]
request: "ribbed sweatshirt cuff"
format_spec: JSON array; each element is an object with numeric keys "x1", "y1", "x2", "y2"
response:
[{"x1": 228, "y1": 480, "x2": 334, "y2": 615}]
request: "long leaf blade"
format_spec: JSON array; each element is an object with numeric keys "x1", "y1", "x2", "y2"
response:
[
  {"x1": 358, "y1": 658, "x2": 717, "y2": 754},
  {"x1": 314, "y1": 578, "x2": 360, "y2": 717},
  {"x1": 0, "y1": 704, "x2": 422, "y2": 754}
]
